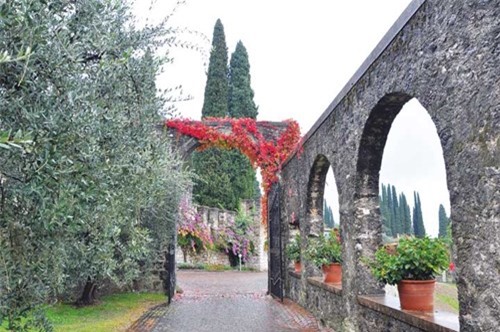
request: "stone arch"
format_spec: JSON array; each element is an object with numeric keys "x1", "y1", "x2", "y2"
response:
[
  {"x1": 355, "y1": 92, "x2": 413, "y2": 196},
  {"x1": 305, "y1": 154, "x2": 332, "y2": 237}
]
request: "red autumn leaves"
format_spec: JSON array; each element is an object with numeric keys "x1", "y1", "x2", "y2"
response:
[{"x1": 166, "y1": 117, "x2": 301, "y2": 225}]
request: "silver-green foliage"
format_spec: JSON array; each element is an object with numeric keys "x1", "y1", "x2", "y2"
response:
[{"x1": 0, "y1": 0, "x2": 188, "y2": 329}]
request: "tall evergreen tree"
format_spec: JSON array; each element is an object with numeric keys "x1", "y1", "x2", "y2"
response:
[
  {"x1": 412, "y1": 192, "x2": 426, "y2": 237},
  {"x1": 385, "y1": 184, "x2": 394, "y2": 237},
  {"x1": 391, "y1": 186, "x2": 403, "y2": 237},
  {"x1": 380, "y1": 184, "x2": 389, "y2": 234},
  {"x1": 323, "y1": 200, "x2": 335, "y2": 228},
  {"x1": 391, "y1": 185, "x2": 401, "y2": 236},
  {"x1": 202, "y1": 19, "x2": 228, "y2": 118},
  {"x1": 399, "y1": 193, "x2": 413, "y2": 235},
  {"x1": 193, "y1": 19, "x2": 232, "y2": 209},
  {"x1": 329, "y1": 205, "x2": 335, "y2": 227},
  {"x1": 381, "y1": 184, "x2": 415, "y2": 238},
  {"x1": 193, "y1": 21, "x2": 258, "y2": 210},
  {"x1": 438, "y1": 204, "x2": 449, "y2": 238},
  {"x1": 228, "y1": 41, "x2": 258, "y2": 118},
  {"x1": 226, "y1": 40, "x2": 258, "y2": 204}
]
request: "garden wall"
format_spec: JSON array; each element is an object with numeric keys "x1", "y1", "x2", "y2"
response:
[
  {"x1": 287, "y1": 271, "x2": 458, "y2": 332},
  {"x1": 279, "y1": 0, "x2": 498, "y2": 331},
  {"x1": 176, "y1": 200, "x2": 268, "y2": 271}
]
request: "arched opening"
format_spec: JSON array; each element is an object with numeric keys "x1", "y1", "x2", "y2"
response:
[
  {"x1": 356, "y1": 93, "x2": 457, "y2": 315},
  {"x1": 353, "y1": 92, "x2": 413, "y2": 295},
  {"x1": 297, "y1": 154, "x2": 343, "y2": 286},
  {"x1": 379, "y1": 98, "x2": 456, "y2": 312},
  {"x1": 323, "y1": 167, "x2": 340, "y2": 234},
  {"x1": 305, "y1": 155, "x2": 331, "y2": 237}
]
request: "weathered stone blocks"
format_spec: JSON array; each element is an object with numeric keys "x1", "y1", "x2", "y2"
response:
[{"x1": 280, "y1": 0, "x2": 499, "y2": 330}]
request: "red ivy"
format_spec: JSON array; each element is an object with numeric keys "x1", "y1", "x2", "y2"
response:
[{"x1": 165, "y1": 117, "x2": 301, "y2": 225}]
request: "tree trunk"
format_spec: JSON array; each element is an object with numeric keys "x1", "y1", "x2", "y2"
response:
[{"x1": 77, "y1": 277, "x2": 97, "y2": 306}]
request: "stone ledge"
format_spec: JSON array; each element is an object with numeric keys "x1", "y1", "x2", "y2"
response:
[
  {"x1": 358, "y1": 295, "x2": 459, "y2": 332},
  {"x1": 306, "y1": 277, "x2": 342, "y2": 296},
  {"x1": 289, "y1": 270, "x2": 301, "y2": 279}
]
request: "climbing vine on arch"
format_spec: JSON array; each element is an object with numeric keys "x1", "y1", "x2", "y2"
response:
[{"x1": 165, "y1": 117, "x2": 301, "y2": 225}]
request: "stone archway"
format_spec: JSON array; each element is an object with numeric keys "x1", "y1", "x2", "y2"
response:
[{"x1": 164, "y1": 118, "x2": 301, "y2": 301}]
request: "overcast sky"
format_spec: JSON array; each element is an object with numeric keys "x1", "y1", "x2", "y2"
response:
[{"x1": 133, "y1": 0, "x2": 450, "y2": 237}]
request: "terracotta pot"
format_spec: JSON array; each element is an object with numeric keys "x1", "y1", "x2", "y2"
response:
[
  {"x1": 321, "y1": 263, "x2": 342, "y2": 284},
  {"x1": 397, "y1": 279, "x2": 436, "y2": 312},
  {"x1": 294, "y1": 261, "x2": 302, "y2": 273}
]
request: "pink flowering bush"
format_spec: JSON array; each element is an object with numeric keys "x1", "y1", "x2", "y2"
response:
[
  {"x1": 177, "y1": 198, "x2": 213, "y2": 262},
  {"x1": 215, "y1": 211, "x2": 256, "y2": 265}
]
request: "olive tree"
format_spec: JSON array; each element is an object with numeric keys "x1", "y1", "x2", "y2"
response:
[{"x1": 0, "y1": 0, "x2": 188, "y2": 329}]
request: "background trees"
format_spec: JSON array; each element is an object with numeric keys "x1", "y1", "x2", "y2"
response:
[
  {"x1": 438, "y1": 204, "x2": 450, "y2": 238},
  {"x1": 0, "y1": 0, "x2": 188, "y2": 329},
  {"x1": 192, "y1": 20, "x2": 258, "y2": 211},
  {"x1": 412, "y1": 192, "x2": 426, "y2": 238},
  {"x1": 323, "y1": 200, "x2": 335, "y2": 229},
  {"x1": 380, "y1": 184, "x2": 412, "y2": 238},
  {"x1": 228, "y1": 41, "x2": 258, "y2": 119},
  {"x1": 380, "y1": 184, "x2": 423, "y2": 239},
  {"x1": 201, "y1": 19, "x2": 229, "y2": 119}
]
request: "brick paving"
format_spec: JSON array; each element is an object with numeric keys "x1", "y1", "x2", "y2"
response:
[{"x1": 129, "y1": 270, "x2": 333, "y2": 332}]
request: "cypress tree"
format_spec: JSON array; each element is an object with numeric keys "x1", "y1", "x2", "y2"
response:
[
  {"x1": 202, "y1": 19, "x2": 229, "y2": 118},
  {"x1": 191, "y1": 149, "x2": 237, "y2": 209},
  {"x1": 438, "y1": 204, "x2": 449, "y2": 238},
  {"x1": 400, "y1": 193, "x2": 413, "y2": 235},
  {"x1": 385, "y1": 184, "x2": 394, "y2": 237},
  {"x1": 413, "y1": 192, "x2": 426, "y2": 237},
  {"x1": 193, "y1": 19, "x2": 233, "y2": 209},
  {"x1": 329, "y1": 205, "x2": 335, "y2": 227},
  {"x1": 226, "y1": 40, "x2": 258, "y2": 203},
  {"x1": 323, "y1": 200, "x2": 335, "y2": 228},
  {"x1": 193, "y1": 21, "x2": 258, "y2": 210},
  {"x1": 228, "y1": 41, "x2": 258, "y2": 118},
  {"x1": 380, "y1": 184, "x2": 388, "y2": 234},
  {"x1": 391, "y1": 185, "x2": 401, "y2": 236}
]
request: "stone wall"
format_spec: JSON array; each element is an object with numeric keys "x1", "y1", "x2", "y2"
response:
[
  {"x1": 280, "y1": 0, "x2": 499, "y2": 331},
  {"x1": 176, "y1": 200, "x2": 268, "y2": 271}
]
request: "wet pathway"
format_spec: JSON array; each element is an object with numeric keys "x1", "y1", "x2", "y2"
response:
[{"x1": 130, "y1": 270, "x2": 332, "y2": 332}]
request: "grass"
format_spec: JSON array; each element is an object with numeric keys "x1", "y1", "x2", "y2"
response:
[
  {"x1": 435, "y1": 282, "x2": 459, "y2": 313},
  {"x1": 1, "y1": 292, "x2": 166, "y2": 332},
  {"x1": 177, "y1": 262, "x2": 258, "y2": 272},
  {"x1": 436, "y1": 292, "x2": 459, "y2": 311}
]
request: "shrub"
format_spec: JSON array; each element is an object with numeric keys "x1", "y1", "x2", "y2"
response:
[
  {"x1": 305, "y1": 228, "x2": 342, "y2": 267},
  {"x1": 286, "y1": 233, "x2": 301, "y2": 262},
  {"x1": 177, "y1": 198, "x2": 213, "y2": 262},
  {"x1": 215, "y1": 207, "x2": 256, "y2": 265},
  {"x1": 369, "y1": 236, "x2": 450, "y2": 285}
]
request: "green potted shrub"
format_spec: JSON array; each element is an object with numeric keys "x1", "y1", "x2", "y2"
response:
[
  {"x1": 286, "y1": 233, "x2": 302, "y2": 272},
  {"x1": 305, "y1": 228, "x2": 342, "y2": 284},
  {"x1": 369, "y1": 236, "x2": 449, "y2": 312}
]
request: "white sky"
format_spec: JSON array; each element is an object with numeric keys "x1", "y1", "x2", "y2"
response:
[{"x1": 133, "y1": 0, "x2": 450, "y2": 237}]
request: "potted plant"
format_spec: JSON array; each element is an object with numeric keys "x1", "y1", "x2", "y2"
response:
[
  {"x1": 305, "y1": 228, "x2": 342, "y2": 284},
  {"x1": 369, "y1": 236, "x2": 449, "y2": 312},
  {"x1": 286, "y1": 233, "x2": 302, "y2": 272}
]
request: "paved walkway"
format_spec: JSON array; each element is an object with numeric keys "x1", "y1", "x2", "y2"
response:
[{"x1": 130, "y1": 270, "x2": 332, "y2": 332}]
